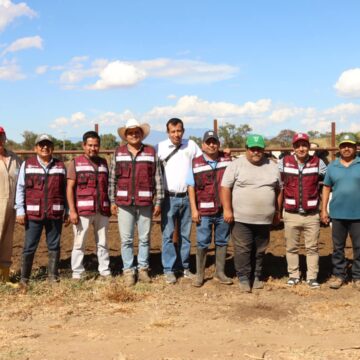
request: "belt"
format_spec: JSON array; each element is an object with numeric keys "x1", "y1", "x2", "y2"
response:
[
  {"x1": 285, "y1": 210, "x2": 318, "y2": 216},
  {"x1": 165, "y1": 190, "x2": 187, "y2": 198}
]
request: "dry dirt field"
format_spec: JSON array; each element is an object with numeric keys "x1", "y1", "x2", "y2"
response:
[{"x1": 1, "y1": 221, "x2": 360, "y2": 360}]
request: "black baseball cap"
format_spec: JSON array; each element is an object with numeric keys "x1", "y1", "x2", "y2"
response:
[{"x1": 202, "y1": 130, "x2": 219, "y2": 143}]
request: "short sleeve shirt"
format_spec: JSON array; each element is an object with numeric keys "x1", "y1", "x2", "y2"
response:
[
  {"x1": 323, "y1": 157, "x2": 360, "y2": 219},
  {"x1": 221, "y1": 156, "x2": 281, "y2": 224},
  {"x1": 156, "y1": 138, "x2": 202, "y2": 193}
]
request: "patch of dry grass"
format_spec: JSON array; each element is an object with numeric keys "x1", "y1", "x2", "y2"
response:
[{"x1": 0, "y1": 277, "x2": 150, "y2": 322}]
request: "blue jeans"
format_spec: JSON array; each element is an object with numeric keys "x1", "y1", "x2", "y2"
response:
[
  {"x1": 161, "y1": 195, "x2": 192, "y2": 274},
  {"x1": 23, "y1": 219, "x2": 62, "y2": 256},
  {"x1": 332, "y1": 219, "x2": 360, "y2": 280},
  {"x1": 196, "y1": 213, "x2": 230, "y2": 249},
  {"x1": 118, "y1": 205, "x2": 152, "y2": 271}
]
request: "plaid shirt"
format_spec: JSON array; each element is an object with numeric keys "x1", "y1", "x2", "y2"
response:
[{"x1": 108, "y1": 144, "x2": 164, "y2": 207}]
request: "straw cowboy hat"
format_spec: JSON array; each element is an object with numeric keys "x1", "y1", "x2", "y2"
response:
[{"x1": 117, "y1": 119, "x2": 150, "y2": 142}]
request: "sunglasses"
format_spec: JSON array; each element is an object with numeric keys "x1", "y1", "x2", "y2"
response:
[{"x1": 37, "y1": 141, "x2": 53, "y2": 148}]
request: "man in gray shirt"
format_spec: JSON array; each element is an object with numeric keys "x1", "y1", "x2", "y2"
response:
[{"x1": 221, "y1": 134, "x2": 282, "y2": 292}]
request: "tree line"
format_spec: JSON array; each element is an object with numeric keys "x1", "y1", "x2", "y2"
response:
[{"x1": 6, "y1": 126, "x2": 360, "y2": 151}]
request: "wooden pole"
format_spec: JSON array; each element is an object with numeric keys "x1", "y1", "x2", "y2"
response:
[
  {"x1": 214, "y1": 119, "x2": 218, "y2": 134},
  {"x1": 331, "y1": 122, "x2": 336, "y2": 160},
  {"x1": 95, "y1": 123, "x2": 99, "y2": 133}
]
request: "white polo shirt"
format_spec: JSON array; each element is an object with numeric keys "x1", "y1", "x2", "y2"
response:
[{"x1": 155, "y1": 138, "x2": 202, "y2": 193}]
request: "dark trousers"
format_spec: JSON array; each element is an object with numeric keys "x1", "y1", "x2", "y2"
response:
[
  {"x1": 332, "y1": 219, "x2": 360, "y2": 280},
  {"x1": 232, "y1": 222, "x2": 270, "y2": 280},
  {"x1": 23, "y1": 219, "x2": 62, "y2": 256}
]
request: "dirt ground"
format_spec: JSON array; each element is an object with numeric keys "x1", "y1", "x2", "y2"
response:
[{"x1": 1, "y1": 220, "x2": 360, "y2": 360}]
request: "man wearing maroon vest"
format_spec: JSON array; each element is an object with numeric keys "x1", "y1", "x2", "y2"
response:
[
  {"x1": 279, "y1": 132, "x2": 327, "y2": 288},
  {"x1": 109, "y1": 119, "x2": 163, "y2": 286},
  {"x1": 188, "y1": 131, "x2": 233, "y2": 287},
  {"x1": 67, "y1": 131, "x2": 111, "y2": 280},
  {"x1": 15, "y1": 134, "x2": 67, "y2": 287}
]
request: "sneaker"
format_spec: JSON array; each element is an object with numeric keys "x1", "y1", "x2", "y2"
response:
[
  {"x1": 123, "y1": 270, "x2": 136, "y2": 287},
  {"x1": 287, "y1": 277, "x2": 300, "y2": 286},
  {"x1": 328, "y1": 276, "x2": 344, "y2": 290},
  {"x1": 306, "y1": 279, "x2": 320, "y2": 289},
  {"x1": 238, "y1": 279, "x2": 251, "y2": 293},
  {"x1": 183, "y1": 269, "x2": 195, "y2": 279},
  {"x1": 252, "y1": 277, "x2": 264, "y2": 289},
  {"x1": 138, "y1": 268, "x2": 152, "y2": 283},
  {"x1": 165, "y1": 272, "x2": 177, "y2": 284}
]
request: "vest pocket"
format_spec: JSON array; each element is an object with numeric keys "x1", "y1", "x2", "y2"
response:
[
  {"x1": 26, "y1": 199, "x2": 41, "y2": 216},
  {"x1": 49, "y1": 198, "x2": 65, "y2": 217},
  {"x1": 77, "y1": 196, "x2": 95, "y2": 212}
]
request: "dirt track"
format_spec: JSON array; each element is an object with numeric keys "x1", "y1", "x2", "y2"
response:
[{"x1": 2, "y1": 223, "x2": 360, "y2": 360}]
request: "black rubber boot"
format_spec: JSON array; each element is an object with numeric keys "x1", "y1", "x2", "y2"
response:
[
  {"x1": 214, "y1": 246, "x2": 233, "y2": 285},
  {"x1": 20, "y1": 253, "x2": 35, "y2": 285},
  {"x1": 192, "y1": 248, "x2": 207, "y2": 287},
  {"x1": 48, "y1": 250, "x2": 60, "y2": 282}
]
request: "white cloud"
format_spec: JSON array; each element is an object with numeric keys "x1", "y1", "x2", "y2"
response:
[
  {"x1": 143, "y1": 95, "x2": 271, "y2": 125},
  {"x1": 50, "y1": 112, "x2": 87, "y2": 129},
  {"x1": 0, "y1": 59, "x2": 24, "y2": 80},
  {"x1": 36, "y1": 65, "x2": 48, "y2": 74},
  {"x1": 88, "y1": 61, "x2": 146, "y2": 90},
  {"x1": 48, "y1": 97, "x2": 360, "y2": 138},
  {"x1": 268, "y1": 107, "x2": 303, "y2": 123},
  {"x1": 348, "y1": 122, "x2": 360, "y2": 133},
  {"x1": 59, "y1": 57, "x2": 108, "y2": 86},
  {"x1": 2, "y1": 35, "x2": 43, "y2": 55},
  {"x1": 0, "y1": 0, "x2": 37, "y2": 32},
  {"x1": 53, "y1": 56, "x2": 239, "y2": 90},
  {"x1": 167, "y1": 94, "x2": 177, "y2": 99},
  {"x1": 323, "y1": 102, "x2": 360, "y2": 115},
  {"x1": 49, "y1": 110, "x2": 134, "y2": 130},
  {"x1": 137, "y1": 58, "x2": 238, "y2": 84},
  {"x1": 334, "y1": 68, "x2": 360, "y2": 98}
]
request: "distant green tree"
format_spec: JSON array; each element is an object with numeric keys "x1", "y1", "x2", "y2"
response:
[
  {"x1": 308, "y1": 130, "x2": 320, "y2": 139},
  {"x1": 218, "y1": 123, "x2": 252, "y2": 148},
  {"x1": 5, "y1": 139, "x2": 21, "y2": 150},
  {"x1": 21, "y1": 131, "x2": 38, "y2": 150},
  {"x1": 271, "y1": 129, "x2": 296, "y2": 147},
  {"x1": 100, "y1": 134, "x2": 118, "y2": 149},
  {"x1": 189, "y1": 136, "x2": 202, "y2": 147}
]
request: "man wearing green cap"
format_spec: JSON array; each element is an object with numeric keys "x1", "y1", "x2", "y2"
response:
[
  {"x1": 221, "y1": 134, "x2": 282, "y2": 292},
  {"x1": 321, "y1": 133, "x2": 360, "y2": 289}
]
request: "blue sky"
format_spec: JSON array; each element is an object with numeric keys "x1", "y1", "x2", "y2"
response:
[{"x1": 1, "y1": 0, "x2": 360, "y2": 142}]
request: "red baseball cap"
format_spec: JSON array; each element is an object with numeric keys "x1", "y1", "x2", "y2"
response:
[
  {"x1": 292, "y1": 132, "x2": 309, "y2": 145},
  {"x1": 0, "y1": 127, "x2": 5, "y2": 135}
]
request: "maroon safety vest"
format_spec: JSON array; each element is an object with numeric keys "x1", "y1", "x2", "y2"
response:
[
  {"x1": 282, "y1": 154, "x2": 320, "y2": 212},
  {"x1": 115, "y1": 144, "x2": 156, "y2": 206},
  {"x1": 74, "y1": 155, "x2": 111, "y2": 217},
  {"x1": 192, "y1": 152, "x2": 231, "y2": 216},
  {"x1": 25, "y1": 157, "x2": 66, "y2": 220}
]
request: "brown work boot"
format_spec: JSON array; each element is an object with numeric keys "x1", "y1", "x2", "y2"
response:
[
  {"x1": 123, "y1": 269, "x2": 136, "y2": 286},
  {"x1": 138, "y1": 268, "x2": 152, "y2": 283}
]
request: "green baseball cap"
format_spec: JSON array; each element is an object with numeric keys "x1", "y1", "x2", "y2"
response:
[
  {"x1": 339, "y1": 133, "x2": 357, "y2": 146},
  {"x1": 246, "y1": 134, "x2": 265, "y2": 149}
]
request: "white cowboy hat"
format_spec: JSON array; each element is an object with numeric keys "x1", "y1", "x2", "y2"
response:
[{"x1": 117, "y1": 118, "x2": 150, "y2": 142}]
